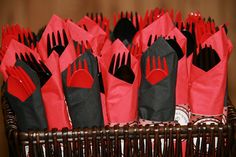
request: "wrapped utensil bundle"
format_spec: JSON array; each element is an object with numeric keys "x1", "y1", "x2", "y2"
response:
[{"x1": 0, "y1": 8, "x2": 232, "y2": 131}]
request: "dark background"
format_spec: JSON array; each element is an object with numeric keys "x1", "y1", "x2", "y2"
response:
[{"x1": 0, "y1": 0, "x2": 235, "y2": 156}]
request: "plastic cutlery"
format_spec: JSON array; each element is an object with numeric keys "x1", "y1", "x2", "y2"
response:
[
  {"x1": 193, "y1": 45, "x2": 220, "y2": 72},
  {"x1": 86, "y1": 12, "x2": 109, "y2": 32},
  {"x1": 113, "y1": 18, "x2": 137, "y2": 43},
  {"x1": 109, "y1": 52, "x2": 135, "y2": 84},
  {"x1": 67, "y1": 60, "x2": 94, "y2": 88},
  {"x1": 7, "y1": 76, "x2": 29, "y2": 102},
  {"x1": 17, "y1": 66, "x2": 36, "y2": 93},
  {"x1": 6, "y1": 66, "x2": 36, "y2": 101},
  {"x1": 165, "y1": 36, "x2": 184, "y2": 60},
  {"x1": 147, "y1": 35, "x2": 153, "y2": 47},
  {"x1": 10, "y1": 67, "x2": 32, "y2": 96},
  {"x1": 181, "y1": 23, "x2": 196, "y2": 57},
  {"x1": 47, "y1": 29, "x2": 69, "y2": 57},
  {"x1": 146, "y1": 55, "x2": 168, "y2": 85},
  {"x1": 147, "y1": 34, "x2": 159, "y2": 47},
  {"x1": 113, "y1": 11, "x2": 139, "y2": 43},
  {"x1": 16, "y1": 52, "x2": 52, "y2": 87}
]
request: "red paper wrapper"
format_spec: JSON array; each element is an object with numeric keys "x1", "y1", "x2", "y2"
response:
[
  {"x1": 97, "y1": 39, "x2": 112, "y2": 125},
  {"x1": 100, "y1": 39, "x2": 140, "y2": 124},
  {"x1": 77, "y1": 16, "x2": 108, "y2": 54},
  {"x1": 97, "y1": 57, "x2": 109, "y2": 125},
  {"x1": 133, "y1": 12, "x2": 174, "y2": 52},
  {"x1": 0, "y1": 40, "x2": 40, "y2": 81},
  {"x1": 168, "y1": 28, "x2": 188, "y2": 157},
  {"x1": 167, "y1": 28, "x2": 188, "y2": 105},
  {"x1": 41, "y1": 52, "x2": 72, "y2": 130},
  {"x1": 189, "y1": 27, "x2": 232, "y2": 116},
  {"x1": 66, "y1": 19, "x2": 100, "y2": 55},
  {"x1": 37, "y1": 15, "x2": 77, "y2": 72}
]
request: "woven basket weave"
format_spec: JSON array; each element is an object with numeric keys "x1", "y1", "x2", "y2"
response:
[{"x1": 1, "y1": 86, "x2": 236, "y2": 157}]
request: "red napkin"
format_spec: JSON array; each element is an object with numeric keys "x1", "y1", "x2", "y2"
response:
[
  {"x1": 100, "y1": 38, "x2": 112, "y2": 57},
  {"x1": 168, "y1": 29, "x2": 188, "y2": 157},
  {"x1": 167, "y1": 28, "x2": 188, "y2": 105},
  {"x1": 133, "y1": 12, "x2": 175, "y2": 51},
  {"x1": 0, "y1": 40, "x2": 40, "y2": 81},
  {"x1": 97, "y1": 40, "x2": 112, "y2": 125},
  {"x1": 189, "y1": 27, "x2": 232, "y2": 116},
  {"x1": 41, "y1": 52, "x2": 72, "y2": 130},
  {"x1": 169, "y1": 29, "x2": 189, "y2": 156},
  {"x1": 100, "y1": 39, "x2": 140, "y2": 124},
  {"x1": 66, "y1": 19, "x2": 97, "y2": 54},
  {"x1": 37, "y1": 15, "x2": 76, "y2": 72},
  {"x1": 77, "y1": 16, "x2": 108, "y2": 54},
  {"x1": 66, "y1": 19, "x2": 93, "y2": 43},
  {"x1": 96, "y1": 57, "x2": 109, "y2": 125}
]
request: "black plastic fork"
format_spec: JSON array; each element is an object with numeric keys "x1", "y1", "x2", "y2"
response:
[
  {"x1": 86, "y1": 12, "x2": 104, "y2": 24},
  {"x1": 47, "y1": 29, "x2": 69, "y2": 57},
  {"x1": 109, "y1": 52, "x2": 135, "y2": 84},
  {"x1": 165, "y1": 36, "x2": 184, "y2": 60},
  {"x1": 180, "y1": 23, "x2": 196, "y2": 57},
  {"x1": 113, "y1": 11, "x2": 139, "y2": 43},
  {"x1": 16, "y1": 52, "x2": 52, "y2": 87},
  {"x1": 17, "y1": 31, "x2": 37, "y2": 48},
  {"x1": 192, "y1": 45, "x2": 220, "y2": 72}
]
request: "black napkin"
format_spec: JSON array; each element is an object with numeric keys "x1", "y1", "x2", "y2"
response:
[
  {"x1": 62, "y1": 51, "x2": 104, "y2": 128},
  {"x1": 138, "y1": 37, "x2": 178, "y2": 121},
  {"x1": 5, "y1": 61, "x2": 47, "y2": 131}
]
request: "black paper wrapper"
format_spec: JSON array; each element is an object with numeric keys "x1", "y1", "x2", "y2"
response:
[
  {"x1": 62, "y1": 51, "x2": 104, "y2": 128},
  {"x1": 138, "y1": 37, "x2": 178, "y2": 121},
  {"x1": 5, "y1": 61, "x2": 47, "y2": 131}
]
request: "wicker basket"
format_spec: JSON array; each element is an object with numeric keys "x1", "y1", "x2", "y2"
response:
[{"x1": 1, "y1": 87, "x2": 236, "y2": 157}]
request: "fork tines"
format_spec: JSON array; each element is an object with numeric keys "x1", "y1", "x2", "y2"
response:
[
  {"x1": 109, "y1": 52, "x2": 133, "y2": 76},
  {"x1": 7, "y1": 66, "x2": 36, "y2": 98},
  {"x1": 17, "y1": 28, "x2": 37, "y2": 48},
  {"x1": 73, "y1": 40, "x2": 91, "y2": 56},
  {"x1": 47, "y1": 29, "x2": 69, "y2": 57},
  {"x1": 109, "y1": 53, "x2": 128, "y2": 75},
  {"x1": 3, "y1": 24, "x2": 37, "y2": 49},
  {"x1": 193, "y1": 45, "x2": 220, "y2": 72},
  {"x1": 146, "y1": 55, "x2": 168, "y2": 77},
  {"x1": 114, "y1": 11, "x2": 140, "y2": 31},
  {"x1": 86, "y1": 12, "x2": 104, "y2": 24},
  {"x1": 15, "y1": 52, "x2": 51, "y2": 86},
  {"x1": 147, "y1": 34, "x2": 158, "y2": 47},
  {"x1": 66, "y1": 59, "x2": 94, "y2": 88},
  {"x1": 145, "y1": 55, "x2": 168, "y2": 85},
  {"x1": 86, "y1": 12, "x2": 109, "y2": 33},
  {"x1": 165, "y1": 36, "x2": 184, "y2": 60}
]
